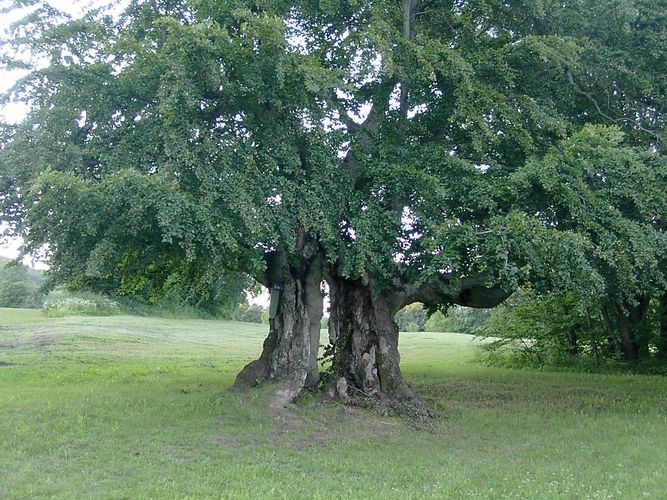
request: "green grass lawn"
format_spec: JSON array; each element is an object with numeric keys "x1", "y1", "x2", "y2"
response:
[{"x1": 1, "y1": 308, "x2": 666, "y2": 499}]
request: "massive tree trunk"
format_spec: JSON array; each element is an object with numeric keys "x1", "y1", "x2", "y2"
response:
[
  {"x1": 326, "y1": 275, "x2": 430, "y2": 414},
  {"x1": 234, "y1": 236, "x2": 323, "y2": 406},
  {"x1": 325, "y1": 270, "x2": 510, "y2": 414}
]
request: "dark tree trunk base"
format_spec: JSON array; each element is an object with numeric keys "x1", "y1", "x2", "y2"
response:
[
  {"x1": 326, "y1": 276, "x2": 435, "y2": 417},
  {"x1": 619, "y1": 299, "x2": 649, "y2": 364},
  {"x1": 601, "y1": 298, "x2": 650, "y2": 365},
  {"x1": 658, "y1": 294, "x2": 667, "y2": 362}
]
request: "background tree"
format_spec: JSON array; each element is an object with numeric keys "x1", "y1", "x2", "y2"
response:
[
  {"x1": 478, "y1": 288, "x2": 607, "y2": 366},
  {"x1": 231, "y1": 301, "x2": 266, "y2": 324},
  {"x1": 0, "y1": 257, "x2": 44, "y2": 308},
  {"x1": 425, "y1": 306, "x2": 492, "y2": 335},
  {"x1": 478, "y1": 289, "x2": 665, "y2": 368},
  {"x1": 508, "y1": 126, "x2": 667, "y2": 363},
  {"x1": 394, "y1": 303, "x2": 427, "y2": 332}
]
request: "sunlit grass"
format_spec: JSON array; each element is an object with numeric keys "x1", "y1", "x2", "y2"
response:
[{"x1": 1, "y1": 309, "x2": 666, "y2": 498}]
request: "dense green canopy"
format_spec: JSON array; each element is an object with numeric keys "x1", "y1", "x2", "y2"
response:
[{"x1": 1, "y1": 0, "x2": 348, "y2": 305}]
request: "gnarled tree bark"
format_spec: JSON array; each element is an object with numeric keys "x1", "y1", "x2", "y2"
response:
[
  {"x1": 234, "y1": 233, "x2": 324, "y2": 406},
  {"x1": 326, "y1": 269, "x2": 510, "y2": 414},
  {"x1": 327, "y1": 275, "x2": 429, "y2": 413}
]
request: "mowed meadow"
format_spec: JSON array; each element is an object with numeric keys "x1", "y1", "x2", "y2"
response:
[{"x1": 1, "y1": 308, "x2": 666, "y2": 499}]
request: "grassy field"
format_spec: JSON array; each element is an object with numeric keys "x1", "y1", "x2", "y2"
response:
[{"x1": 1, "y1": 308, "x2": 666, "y2": 499}]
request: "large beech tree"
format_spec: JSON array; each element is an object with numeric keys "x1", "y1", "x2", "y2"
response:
[{"x1": 2, "y1": 0, "x2": 666, "y2": 408}]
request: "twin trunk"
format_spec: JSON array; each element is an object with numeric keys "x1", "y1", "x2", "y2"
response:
[
  {"x1": 234, "y1": 243, "x2": 323, "y2": 406},
  {"x1": 326, "y1": 276, "x2": 429, "y2": 411},
  {"x1": 235, "y1": 258, "x2": 426, "y2": 409}
]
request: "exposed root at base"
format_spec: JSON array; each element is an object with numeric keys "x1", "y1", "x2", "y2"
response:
[
  {"x1": 314, "y1": 381, "x2": 437, "y2": 419},
  {"x1": 335, "y1": 394, "x2": 437, "y2": 419},
  {"x1": 230, "y1": 376, "x2": 437, "y2": 420}
]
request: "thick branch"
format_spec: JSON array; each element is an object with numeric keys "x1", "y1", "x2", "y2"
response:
[
  {"x1": 335, "y1": 80, "x2": 396, "y2": 182},
  {"x1": 399, "y1": 0, "x2": 417, "y2": 127},
  {"x1": 247, "y1": 249, "x2": 286, "y2": 289},
  {"x1": 401, "y1": 273, "x2": 512, "y2": 309}
]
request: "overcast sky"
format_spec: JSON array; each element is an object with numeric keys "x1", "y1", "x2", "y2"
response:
[{"x1": 1, "y1": 5, "x2": 31, "y2": 261}]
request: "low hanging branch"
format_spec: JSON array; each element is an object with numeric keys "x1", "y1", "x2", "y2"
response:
[
  {"x1": 402, "y1": 274, "x2": 511, "y2": 310},
  {"x1": 381, "y1": 262, "x2": 511, "y2": 311}
]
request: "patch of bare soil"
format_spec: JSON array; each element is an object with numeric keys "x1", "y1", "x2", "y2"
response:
[
  {"x1": 0, "y1": 334, "x2": 57, "y2": 351},
  {"x1": 214, "y1": 385, "x2": 452, "y2": 452}
]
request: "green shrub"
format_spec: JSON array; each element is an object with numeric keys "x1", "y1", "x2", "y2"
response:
[
  {"x1": 42, "y1": 289, "x2": 120, "y2": 316},
  {"x1": 0, "y1": 280, "x2": 44, "y2": 308},
  {"x1": 476, "y1": 289, "x2": 608, "y2": 368}
]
